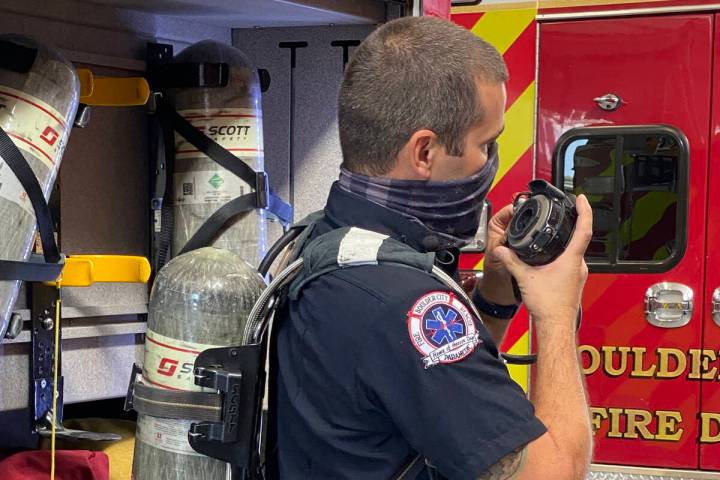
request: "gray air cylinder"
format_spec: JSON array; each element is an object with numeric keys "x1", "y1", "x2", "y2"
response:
[
  {"x1": 0, "y1": 35, "x2": 79, "y2": 339},
  {"x1": 132, "y1": 247, "x2": 265, "y2": 480},
  {"x1": 167, "y1": 40, "x2": 267, "y2": 267}
]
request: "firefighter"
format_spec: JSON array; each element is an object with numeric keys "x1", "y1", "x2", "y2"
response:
[{"x1": 269, "y1": 16, "x2": 594, "y2": 479}]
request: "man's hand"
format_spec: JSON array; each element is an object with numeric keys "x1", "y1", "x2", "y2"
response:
[
  {"x1": 477, "y1": 204, "x2": 518, "y2": 307},
  {"x1": 486, "y1": 194, "x2": 595, "y2": 480},
  {"x1": 491, "y1": 195, "x2": 593, "y2": 325}
]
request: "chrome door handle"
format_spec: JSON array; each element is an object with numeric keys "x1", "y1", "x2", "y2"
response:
[
  {"x1": 645, "y1": 282, "x2": 693, "y2": 328},
  {"x1": 713, "y1": 288, "x2": 720, "y2": 326},
  {"x1": 593, "y1": 93, "x2": 623, "y2": 111}
]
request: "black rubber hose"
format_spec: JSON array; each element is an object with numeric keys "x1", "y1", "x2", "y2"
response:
[{"x1": 258, "y1": 226, "x2": 303, "y2": 277}]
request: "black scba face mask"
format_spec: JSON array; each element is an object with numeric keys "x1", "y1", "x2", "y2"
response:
[{"x1": 339, "y1": 142, "x2": 499, "y2": 249}]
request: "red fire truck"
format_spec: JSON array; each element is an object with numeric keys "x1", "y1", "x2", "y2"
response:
[
  {"x1": 453, "y1": 0, "x2": 720, "y2": 477},
  {"x1": 0, "y1": 0, "x2": 717, "y2": 477}
]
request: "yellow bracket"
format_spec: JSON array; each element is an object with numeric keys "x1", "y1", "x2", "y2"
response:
[
  {"x1": 47, "y1": 255, "x2": 151, "y2": 288},
  {"x1": 77, "y1": 68, "x2": 150, "y2": 106}
]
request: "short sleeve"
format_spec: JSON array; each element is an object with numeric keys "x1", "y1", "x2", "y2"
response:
[{"x1": 348, "y1": 266, "x2": 547, "y2": 479}]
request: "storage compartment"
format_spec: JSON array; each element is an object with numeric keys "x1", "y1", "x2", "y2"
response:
[{"x1": 0, "y1": 0, "x2": 390, "y2": 416}]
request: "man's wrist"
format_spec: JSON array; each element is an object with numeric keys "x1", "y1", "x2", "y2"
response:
[
  {"x1": 476, "y1": 271, "x2": 519, "y2": 307},
  {"x1": 531, "y1": 311, "x2": 579, "y2": 340},
  {"x1": 472, "y1": 288, "x2": 520, "y2": 320}
]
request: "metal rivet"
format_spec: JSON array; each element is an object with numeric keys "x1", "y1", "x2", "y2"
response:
[{"x1": 41, "y1": 317, "x2": 54, "y2": 330}]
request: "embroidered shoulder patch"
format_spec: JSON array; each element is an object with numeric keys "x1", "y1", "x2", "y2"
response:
[{"x1": 407, "y1": 291, "x2": 481, "y2": 369}]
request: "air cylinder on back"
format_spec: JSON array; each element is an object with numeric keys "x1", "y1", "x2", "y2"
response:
[
  {"x1": 167, "y1": 40, "x2": 267, "y2": 267},
  {"x1": 132, "y1": 247, "x2": 265, "y2": 480},
  {"x1": 0, "y1": 35, "x2": 79, "y2": 339}
]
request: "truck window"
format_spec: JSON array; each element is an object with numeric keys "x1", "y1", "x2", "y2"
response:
[{"x1": 553, "y1": 126, "x2": 689, "y2": 273}]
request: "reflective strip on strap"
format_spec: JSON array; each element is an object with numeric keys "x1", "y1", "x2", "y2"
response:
[{"x1": 337, "y1": 227, "x2": 389, "y2": 267}]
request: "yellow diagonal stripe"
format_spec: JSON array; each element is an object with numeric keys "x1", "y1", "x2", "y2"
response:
[
  {"x1": 494, "y1": 81, "x2": 535, "y2": 188},
  {"x1": 471, "y1": 8, "x2": 537, "y2": 54},
  {"x1": 506, "y1": 331, "x2": 530, "y2": 392},
  {"x1": 454, "y1": 2, "x2": 537, "y2": 14}
]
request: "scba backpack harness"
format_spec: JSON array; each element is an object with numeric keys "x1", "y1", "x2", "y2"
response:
[{"x1": 126, "y1": 215, "x2": 496, "y2": 480}]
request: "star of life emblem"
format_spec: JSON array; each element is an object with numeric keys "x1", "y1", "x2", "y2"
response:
[{"x1": 407, "y1": 291, "x2": 481, "y2": 369}]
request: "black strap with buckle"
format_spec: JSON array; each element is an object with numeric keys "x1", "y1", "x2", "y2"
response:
[
  {"x1": 147, "y1": 62, "x2": 230, "y2": 90},
  {"x1": 0, "y1": 127, "x2": 64, "y2": 282},
  {"x1": 151, "y1": 95, "x2": 292, "y2": 268},
  {"x1": 147, "y1": 42, "x2": 292, "y2": 271}
]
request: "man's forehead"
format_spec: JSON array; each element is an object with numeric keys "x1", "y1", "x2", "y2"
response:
[{"x1": 473, "y1": 82, "x2": 506, "y2": 138}]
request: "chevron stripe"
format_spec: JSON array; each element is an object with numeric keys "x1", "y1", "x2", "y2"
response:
[
  {"x1": 541, "y1": 0, "x2": 669, "y2": 8},
  {"x1": 503, "y1": 20, "x2": 537, "y2": 107},
  {"x1": 495, "y1": 82, "x2": 535, "y2": 188},
  {"x1": 454, "y1": 2, "x2": 538, "y2": 13},
  {"x1": 452, "y1": 11, "x2": 484, "y2": 30},
  {"x1": 471, "y1": 8, "x2": 536, "y2": 54}
]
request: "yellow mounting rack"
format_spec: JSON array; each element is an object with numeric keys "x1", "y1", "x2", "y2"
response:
[
  {"x1": 77, "y1": 68, "x2": 150, "y2": 107},
  {"x1": 47, "y1": 255, "x2": 151, "y2": 287}
]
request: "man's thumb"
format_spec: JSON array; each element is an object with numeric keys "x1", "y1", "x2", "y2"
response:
[{"x1": 492, "y1": 246, "x2": 524, "y2": 277}]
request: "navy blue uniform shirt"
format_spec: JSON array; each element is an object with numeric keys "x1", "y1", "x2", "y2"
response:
[{"x1": 271, "y1": 183, "x2": 546, "y2": 479}]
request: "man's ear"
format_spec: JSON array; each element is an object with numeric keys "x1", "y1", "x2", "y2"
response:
[{"x1": 406, "y1": 129, "x2": 441, "y2": 180}]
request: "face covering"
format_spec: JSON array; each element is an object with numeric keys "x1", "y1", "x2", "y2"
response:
[{"x1": 338, "y1": 142, "x2": 499, "y2": 248}]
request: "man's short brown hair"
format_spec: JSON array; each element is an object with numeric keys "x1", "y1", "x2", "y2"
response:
[{"x1": 338, "y1": 16, "x2": 508, "y2": 176}]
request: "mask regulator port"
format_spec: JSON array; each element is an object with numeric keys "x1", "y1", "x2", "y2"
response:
[{"x1": 506, "y1": 179, "x2": 577, "y2": 266}]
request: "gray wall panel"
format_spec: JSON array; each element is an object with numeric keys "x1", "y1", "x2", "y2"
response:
[
  {"x1": 0, "y1": 0, "x2": 233, "y2": 314},
  {"x1": 233, "y1": 25, "x2": 375, "y2": 227},
  {"x1": 0, "y1": 0, "x2": 231, "y2": 410}
]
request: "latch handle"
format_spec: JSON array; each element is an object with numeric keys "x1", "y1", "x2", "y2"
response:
[
  {"x1": 644, "y1": 282, "x2": 694, "y2": 328},
  {"x1": 593, "y1": 93, "x2": 624, "y2": 112},
  {"x1": 712, "y1": 288, "x2": 720, "y2": 327}
]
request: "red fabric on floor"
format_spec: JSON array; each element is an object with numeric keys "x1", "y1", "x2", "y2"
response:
[{"x1": 0, "y1": 450, "x2": 109, "y2": 480}]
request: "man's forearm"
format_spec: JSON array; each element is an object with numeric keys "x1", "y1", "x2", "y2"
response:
[{"x1": 531, "y1": 314, "x2": 593, "y2": 477}]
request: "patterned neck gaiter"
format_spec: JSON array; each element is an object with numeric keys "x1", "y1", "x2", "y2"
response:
[{"x1": 338, "y1": 142, "x2": 499, "y2": 248}]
